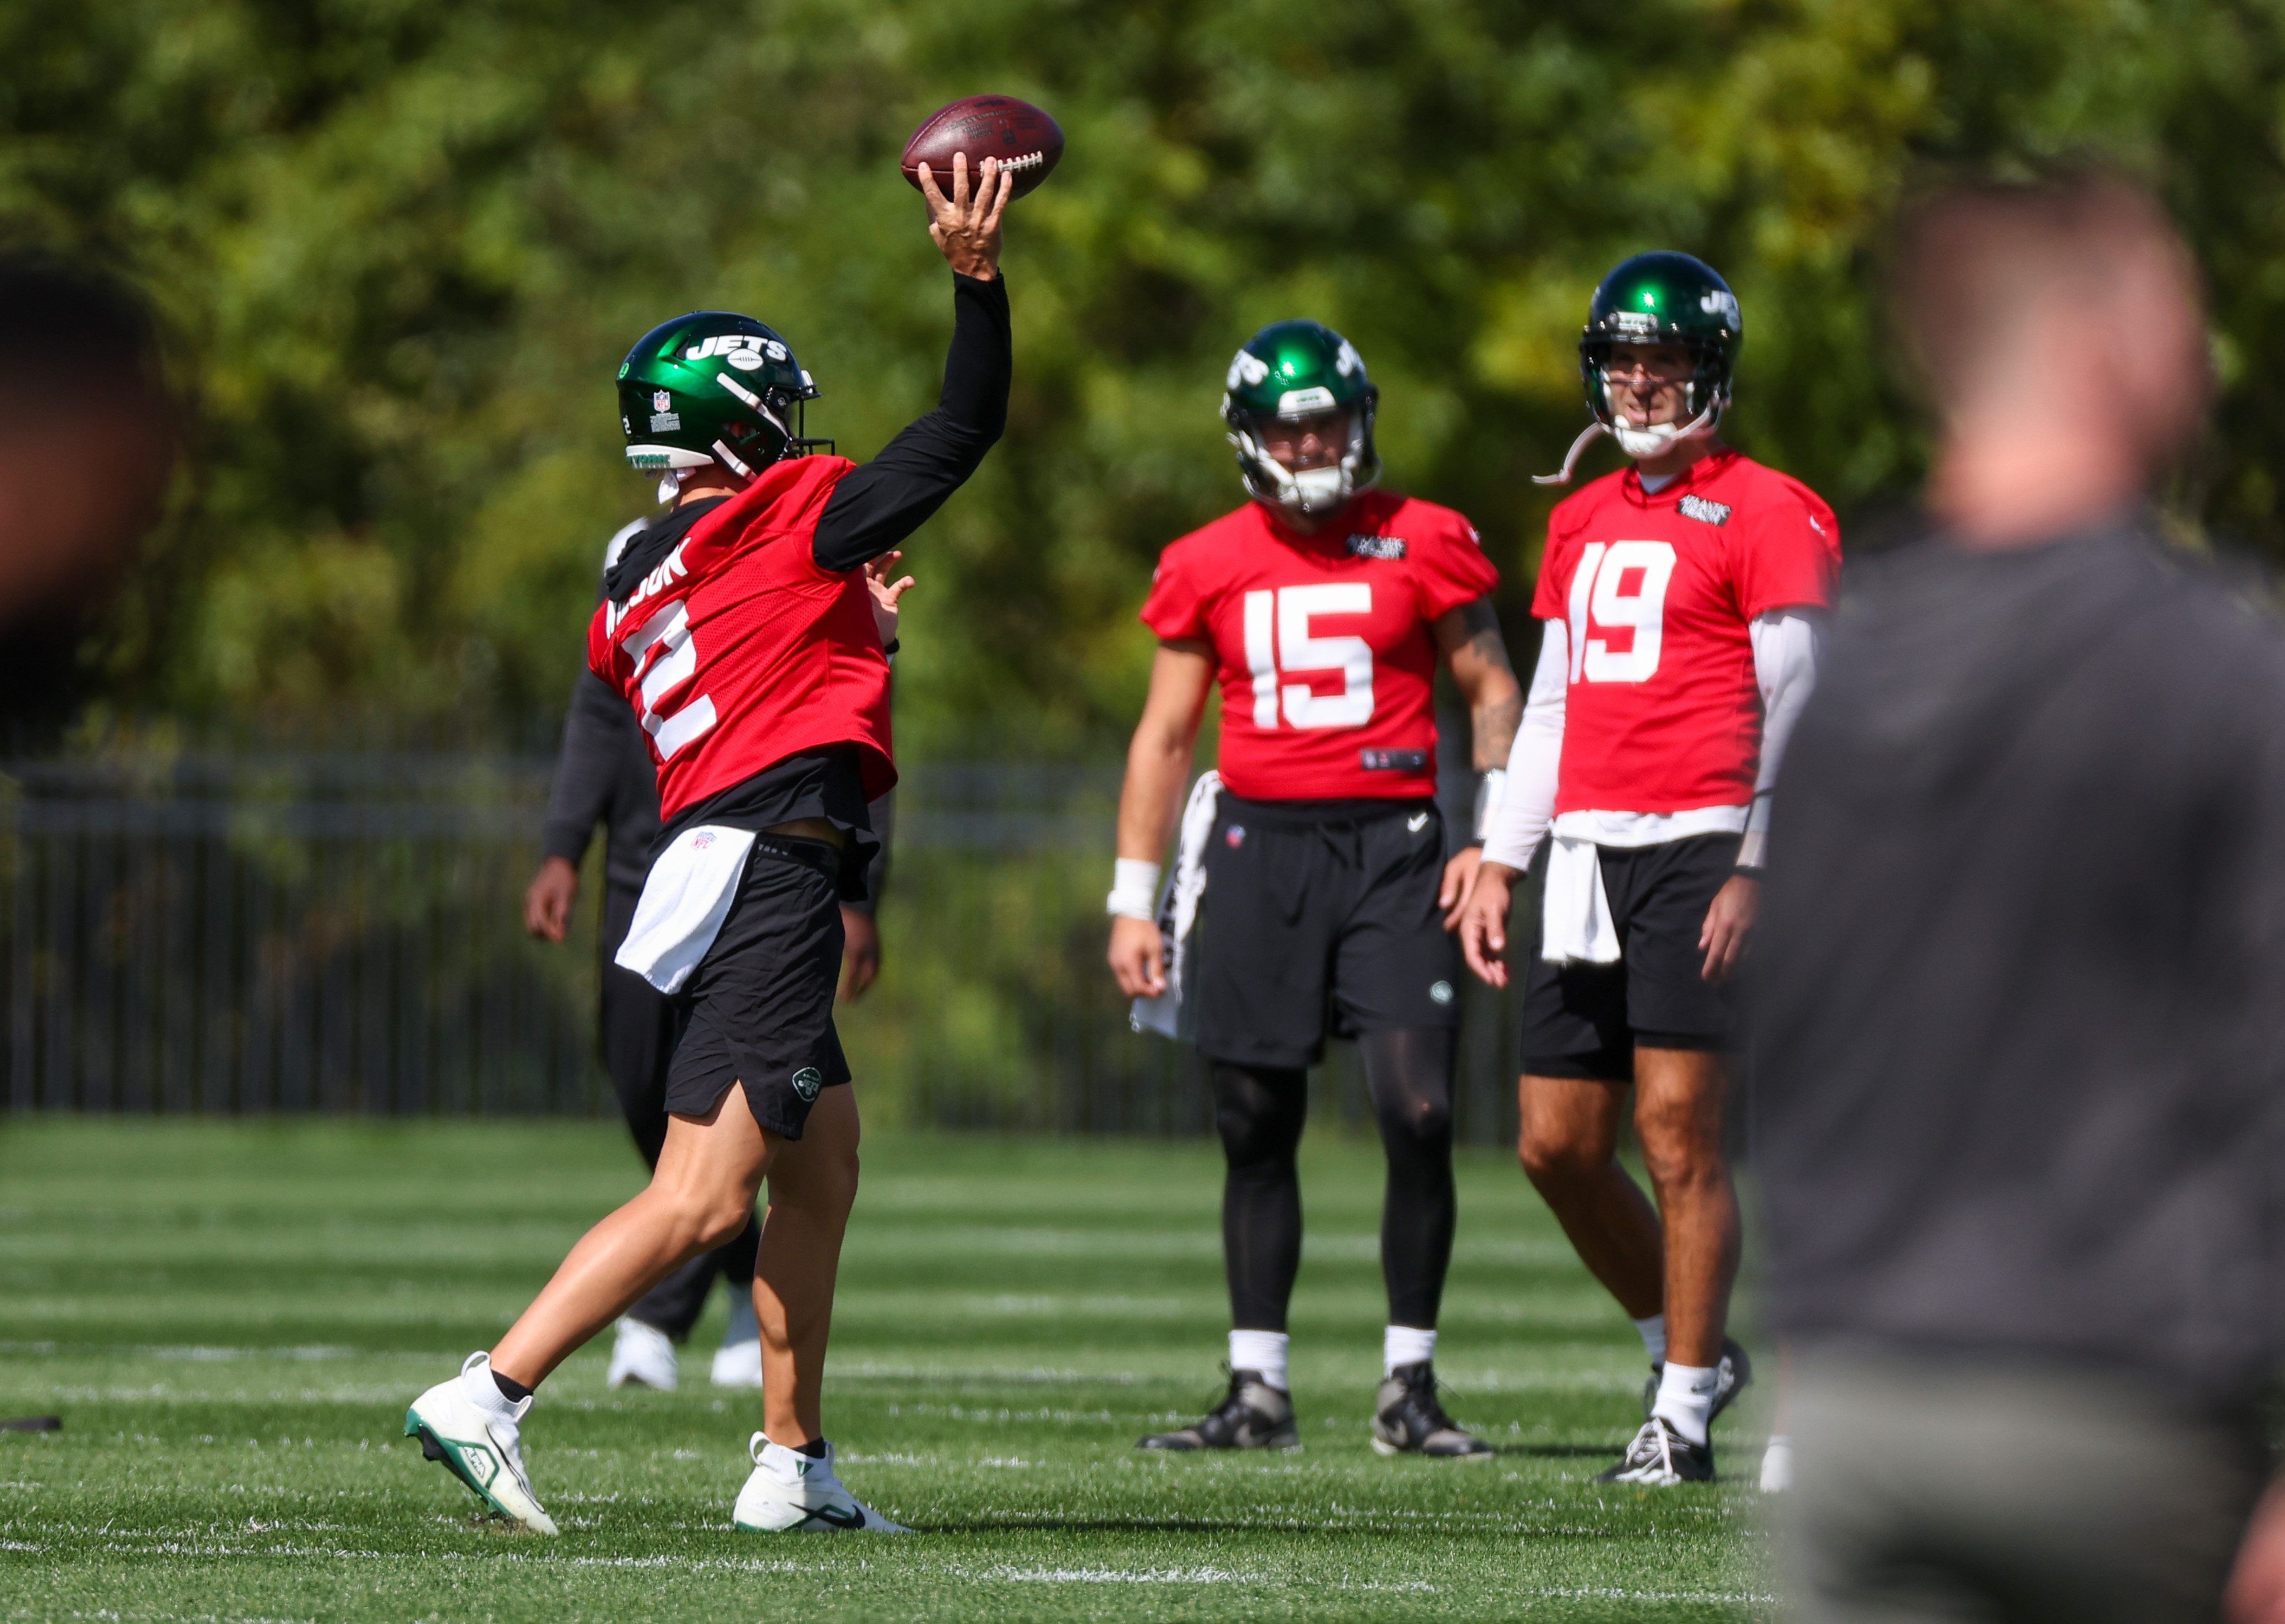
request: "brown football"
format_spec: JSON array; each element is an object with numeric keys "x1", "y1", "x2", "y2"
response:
[{"x1": 900, "y1": 95, "x2": 1064, "y2": 200}]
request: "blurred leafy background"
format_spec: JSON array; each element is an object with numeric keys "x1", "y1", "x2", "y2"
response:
[{"x1": 7, "y1": 0, "x2": 2285, "y2": 751}]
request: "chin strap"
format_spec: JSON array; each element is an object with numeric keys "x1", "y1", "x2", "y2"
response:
[
  {"x1": 1534, "y1": 396, "x2": 1727, "y2": 487},
  {"x1": 1533, "y1": 422, "x2": 1609, "y2": 487}
]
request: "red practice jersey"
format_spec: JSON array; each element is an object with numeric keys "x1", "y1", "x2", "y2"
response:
[
  {"x1": 1531, "y1": 449, "x2": 1839, "y2": 817},
  {"x1": 587, "y1": 455, "x2": 895, "y2": 821},
  {"x1": 1142, "y1": 491, "x2": 1498, "y2": 801}
]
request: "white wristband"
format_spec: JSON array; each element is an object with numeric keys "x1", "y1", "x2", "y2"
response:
[
  {"x1": 1106, "y1": 858, "x2": 1161, "y2": 921},
  {"x1": 1471, "y1": 768, "x2": 1509, "y2": 845}
]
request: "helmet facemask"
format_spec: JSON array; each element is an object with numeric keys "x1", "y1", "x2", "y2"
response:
[
  {"x1": 1225, "y1": 393, "x2": 1381, "y2": 517},
  {"x1": 1587, "y1": 337, "x2": 1730, "y2": 458}
]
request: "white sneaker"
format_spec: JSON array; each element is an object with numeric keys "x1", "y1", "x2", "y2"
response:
[
  {"x1": 712, "y1": 1339, "x2": 764, "y2": 1388},
  {"x1": 712, "y1": 1290, "x2": 764, "y2": 1388},
  {"x1": 403, "y1": 1352, "x2": 559, "y2": 1534},
  {"x1": 607, "y1": 1318, "x2": 679, "y2": 1390},
  {"x1": 1759, "y1": 1434, "x2": 1793, "y2": 1493},
  {"x1": 732, "y1": 1434, "x2": 908, "y2": 1532}
]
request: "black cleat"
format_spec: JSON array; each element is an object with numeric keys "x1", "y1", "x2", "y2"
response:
[
  {"x1": 1596, "y1": 1416, "x2": 1714, "y2": 1485},
  {"x1": 1137, "y1": 1368, "x2": 1299, "y2": 1451},
  {"x1": 1640, "y1": 1336, "x2": 1753, "y2": 1426},
  {"x1": 1370, "y1": 1361, "x2": 1494, "y2": 1459}
]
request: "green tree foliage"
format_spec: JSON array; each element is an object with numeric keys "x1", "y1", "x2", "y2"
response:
[{"x1": 6, "y1": 0, "x2": 2283, "y2": 750}]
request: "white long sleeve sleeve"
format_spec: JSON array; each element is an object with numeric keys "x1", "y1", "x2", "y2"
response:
[
  {"x1": 1482, "y1": 619, "x2": 1566, "y2": 872},
  {"x1": 1738, "y1": 608, "x2": 1825, "y2": 868}
]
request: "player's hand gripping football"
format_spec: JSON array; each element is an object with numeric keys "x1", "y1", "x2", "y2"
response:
[
  {"x1": 918, "y1": 152, "x2": 1013, "y2": 281},
  {"x1": 1698, "y1": 872, "x2": 1759, "y2": 983},
  {"x1": 1456, "y1": 861, "x2": 1521, "y2": 988}
]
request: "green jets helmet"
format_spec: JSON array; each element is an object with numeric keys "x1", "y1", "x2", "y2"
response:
[
  {"x1": 1221, "y1": 319, "x2": 1381, "y2": 516},
  {"x1": 1538, "y1": 252, "x2": 1742, "y2": 484},
  {"x1": 616, "y1": 311, "x2": 824, "y2": 481}
]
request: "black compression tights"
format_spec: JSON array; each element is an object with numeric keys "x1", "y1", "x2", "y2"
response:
[{"x1": 1211, "y1": 1027, "x2": 1458, "y2": 1332}]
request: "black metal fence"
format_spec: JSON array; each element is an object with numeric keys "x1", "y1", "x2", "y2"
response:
[{"x1": 0, "y1": 751, "x2": 1526, "y2": 1143}]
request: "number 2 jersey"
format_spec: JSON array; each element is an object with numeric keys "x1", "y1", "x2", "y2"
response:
[
  {"x1": 1140, "y1": 491, "x2": 1498, "y2": 801},
  {"x1": 1532, "y1": 449, "x2": 1839, "y2": 817}
]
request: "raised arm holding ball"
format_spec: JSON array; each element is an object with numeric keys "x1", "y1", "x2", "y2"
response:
[{"x1": 403, "y1": 134, "x2": 1022, "y2": 1538}]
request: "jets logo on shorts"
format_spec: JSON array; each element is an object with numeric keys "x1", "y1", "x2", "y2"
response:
[
  {"x1": 791, "y1": 1067, "x2": 824, "y2": 1103},
  {"x1": 1429, "y1": 980, "x2": 1455, "y2": 1005}
]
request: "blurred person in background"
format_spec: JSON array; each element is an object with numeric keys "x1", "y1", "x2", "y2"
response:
[
  {"x1": 1754, "y1": 168, "x2": 2285, "y2": 1623},
  {"x1": 523, "y1": 529, "x2": 905, "y2": 1393},
  {"x1": 1107, "y1": 319, "x2": 1521, "y2": 1459},
  {"x1": 404, "y1": 152, "x2": 1015, "y2": 1537},
  {"x1": 0, "y1": 255, "x2": 177, "y2": 742},
  {"x1": 1456, "y1": 252, "x2": 1840, "y2": 1485}
]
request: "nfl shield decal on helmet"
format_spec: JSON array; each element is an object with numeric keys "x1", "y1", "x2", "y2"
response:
[{"x1": 652, "y1": 390, "x2": 672, "y2": 413}]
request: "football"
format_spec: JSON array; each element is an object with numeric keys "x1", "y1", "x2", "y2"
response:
[{"x1": 900, "y1": 95, "x2": 1064, "y2": 200}]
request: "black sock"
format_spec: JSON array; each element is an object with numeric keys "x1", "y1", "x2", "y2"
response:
[
  {"x1": 795, "y1": 1437, "x2": 828, "y2": 1459},
  {"x1": 491, "y1": 1369, "x2": 534, "y2": 1404}
]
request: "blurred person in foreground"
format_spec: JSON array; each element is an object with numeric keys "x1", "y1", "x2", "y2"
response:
[
  {"x1": 522, "y1": 528, "x2": 905, "y2": 1394},
  {"x1": 0, "y1": 255, "x2": 177, "y2": 740},
  {"x1": 403, "y1": 151, "x2": 1015, "y2": 1537},
  {"x1": 1755, "y1": 168, "x2": 2285, "y2": 1622}
]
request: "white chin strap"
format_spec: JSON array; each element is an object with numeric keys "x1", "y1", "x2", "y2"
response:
[
  {"x1": 657, "y1": 465, "x2": 702, "y2": 505},
  {"x1": 1533, "y1": 397, "x2": 1725, "y2": 487}
]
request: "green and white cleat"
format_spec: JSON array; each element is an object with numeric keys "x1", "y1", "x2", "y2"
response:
[
  {"x1": 732, "y1": 1433, "x2": 908, "y2": 1532},
  {"x1": 403, "y1": 1352, "x2": 559, "y2": 1535}
]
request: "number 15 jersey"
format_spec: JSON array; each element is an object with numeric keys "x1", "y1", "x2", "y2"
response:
[
  {"x1": 1533, "y1": 449, "x2": 1839, "y2": 817},
  {"x1": 1141, "y1": 491, "x2": 1497, "y2": 801}
]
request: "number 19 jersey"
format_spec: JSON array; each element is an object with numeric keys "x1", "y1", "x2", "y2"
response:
[
  {"x1": 1140, "y1": 491, "x2": 1498, "y2": 801},
  {"x1": 1532, "y1": 449, "x2": 1839, "y2": 817}
]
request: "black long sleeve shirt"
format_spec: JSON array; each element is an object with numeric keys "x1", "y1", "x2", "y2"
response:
[
  {"x1": 625, "y1": 272, "x2": 1008, "y2": 889},
  {"x1": 1754, "y1": 520, "x2": 2285, "y2": 1406}
]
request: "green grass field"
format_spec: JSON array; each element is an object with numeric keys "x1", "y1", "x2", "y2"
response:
[{"x1": 0, "y1": 1118, "x2": 1773, "y2": 1621}]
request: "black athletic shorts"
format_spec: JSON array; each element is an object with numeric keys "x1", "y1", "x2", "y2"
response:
[
  {"x1": 1194, "y1": 794, "x2": 1462, "y2": 1070},
  {"x1": 664, "y1": 834, "x2": 850, "y2": 1139},
  {"x1": 1518, "y1": 833, "x2": 1741, "y2": 1081}
]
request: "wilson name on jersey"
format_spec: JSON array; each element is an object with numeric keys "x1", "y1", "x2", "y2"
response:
[
  {"x1": 1532, "y1": 450, "x2": 1838, "y2": 816},
  {"x1": 1143, "y1": 492, "x2": 1497, "y2": 801}
]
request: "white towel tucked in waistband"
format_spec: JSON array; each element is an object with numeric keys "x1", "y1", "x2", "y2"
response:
[
  {"x1": 1540, "y1": 834, "x2": 1621, "y2": 966},
  {"x1": 1130, "y1": 771, "x2": 1221, "y2": 1040},
  {"x1": 614, "y1": 824, "x2": 757, "y2": 994}
]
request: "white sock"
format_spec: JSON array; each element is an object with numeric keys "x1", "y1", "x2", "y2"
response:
[
  {"x1": 1228, "y1": 1330, "x2": 1290, "y2": 1393},
  {"x1": 1383, "y1": 1325, "x2": 1437, "y2": 1375},
  {"x1": 1632, "y1": 1313, "x2": 1668, "y2": 1366},
  {"x1": 460, "y1": 1354, "x2": 524, "y2": 1421},
  {"x1": 1652, "y1": 1360, "x2": 1717, "y2": 1446}
]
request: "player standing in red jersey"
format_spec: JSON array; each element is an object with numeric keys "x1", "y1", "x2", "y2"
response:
[
  {"x1": 1456, "y1": 252, "x2": 1839, "y2": 1486},
  {"x1": 1108, "y1": 321, "x2": 1523, "y2": 1457},
  {"x1": 401, "y1": 154, "x2": 1016, "y2": 1536}
]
